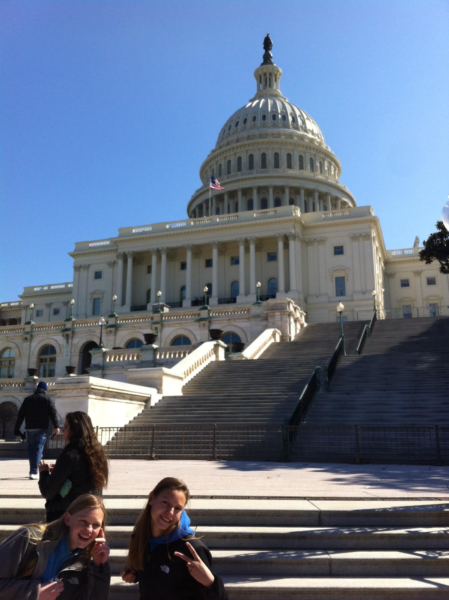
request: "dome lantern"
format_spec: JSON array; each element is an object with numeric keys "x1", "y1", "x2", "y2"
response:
[{"x1": 254, "y1": 34, "x2": 283, "y2": 98}]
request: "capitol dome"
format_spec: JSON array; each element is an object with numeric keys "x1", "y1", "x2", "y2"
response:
[{"x1": 187, "y1": 35, "x2": 356, "y2": 218}]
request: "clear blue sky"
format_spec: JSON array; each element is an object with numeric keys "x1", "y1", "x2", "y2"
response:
[{"x1": 1, "y1": 0, "x2": 448, "y2": 301}]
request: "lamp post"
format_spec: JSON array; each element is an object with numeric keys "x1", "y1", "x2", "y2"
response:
[
  {"x1": 200, "y1": 285, "x2": 210, "y2": 311},
  {"x1": 337, "y1": 301, "x2": 346, "y2": 356},
  {"x1": 98, "y1": 316, "x2": 106, "y2": 348},
  {"x1": 109, "y1": 294, "x2": 118, "y2": 318},
  {"x1": 372, "y1": 290, "x2": 377, "y2": 314},
  {"x1": 156, "y1": 290, "x2": 162, "y2": 313},
  {"x1": 66, "y1": 299, "x2": 75, "y2": 321},
  {"x1": 254, "y1": 281, "x2": 262, "y2": 306},
  {"x1": 26, "y1": 303, "x2": 35, "y2": 325}
]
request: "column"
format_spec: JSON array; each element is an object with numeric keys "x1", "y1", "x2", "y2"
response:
[
  {"x1": 212, "y1": 196, "x2": 217, "y2": 216},
  {"x1": 326, "y1": 193, "x2": 331, "y2": 212},
  {"x1": 125, "y1": 251, "x2": 134, "y2": 308},
  {"x1": 211, "y1": 242, "x2": 218, "y2": 304},
  {"x1": 306, "y1": 240, "x2": 317, "y2": 297},
  {"x1": 337, "y1": 198, "x2": 342, "y2": 209},
  {"x1": 284, "y1": 186, "x2": 289, "y2": 207},
  {"x1": 224, "y1": 193, "x2": 229, "y2": 214},
  {"x1": 237, "y1": 238, "x2": 246, "y2": 301},
  {"x1": 116, "y1": 253, "x2": 124, "y2": 307},
  {"x1": 183, "y1": 245, "x2": 192, "y2": 307},
  {"x1": 288, "y1": 233, "x2": 297, "y2": 293},
  {"x1": 238, "y1": 189, "x2": 244, "y2": 213},
  {"x1": 268, "y1": 186, "x2": 274, "y2": 209},
  {"x1": 80, "y1": 265, "x2": 89, "y2": 317},
  {"x1": 351, "y1": 234, "x2": 362, "y2": 294},
  {"x1": 45, "y1": 303, "x2": 51, "y2": 322},
  {"x1": 249, "y1": 237, "x2": 256, "y2": 298},
  {"x1": 314, "y1": 190, "x2": 319, "y2": 212},
  {"x1": 296, "y1": 238, "x2": 303, "y2": 299},
  {"x1": 150, "y1": 250, "x2": 158, "y2": 305},
  {"x1": 363, "y1": 233, "x2": 375, "y2": 292},
  {"x1": 160, "y1": 248, "x2": 167, "y2": 302},
  {"x1": 317, "y1": 239, "x2": 327, "y2": 296},
  {"x1": 253, "y1": 186, "x2": 259, "y2": 210},
  {"x1": 72, "y1": 266, "x2": 81, "y2": 316},
  {"x1": 300, "y1": 188, "x2": 305, "y2": 212},
  {"x1": 277, "y1": 234, "x2": 285, "y2": 294}
]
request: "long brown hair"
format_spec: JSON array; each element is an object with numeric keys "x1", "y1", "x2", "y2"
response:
[
  {"x1": 19, "y1": 494, "x2": 107, "y2": 578},
  {"x1": 126, "y1": 477, "x2": 190, "y2": 572},
  {"x1": 66, "y1": 411, "x2": 108, "y2": 489}
]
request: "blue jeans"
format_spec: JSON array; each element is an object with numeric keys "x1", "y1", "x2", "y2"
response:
[{"x1": 27, "y1": 429, "x2": 47, "y2": 475}]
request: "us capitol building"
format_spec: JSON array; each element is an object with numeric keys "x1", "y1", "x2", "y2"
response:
[{"x1": 0, "y1": 36, "x2": 446, "y2": 383}]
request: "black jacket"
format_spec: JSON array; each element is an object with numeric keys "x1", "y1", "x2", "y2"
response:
[
  {"x1": 14, "y1": 389, "x2": 59, "y2": 433},
  {"x1": 39, "y1": 439, "x2": 101, "y2": 521},
  {"x1": 137, "y1": 537, "x2": 228, "y2": 600}
]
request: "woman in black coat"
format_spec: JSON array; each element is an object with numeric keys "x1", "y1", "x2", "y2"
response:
[
  {"x1": 121, "y1": 477, "x2": 228, "y2": 600},
  {"x1": 38, "y1": 411, "x2": 108, "y2": 523}
]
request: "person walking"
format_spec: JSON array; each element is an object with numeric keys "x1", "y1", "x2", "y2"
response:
[
  {"x1": 0, "y1": 493, "x2": 110, "y2": 600},
  {"x1": 14, "y1": 381, "x2": 60, "y2": 480},
  {"x1": 121, "y1": 476, "x2": 228, "y2": 600},
  {"x1": 38, "y1": 411, "x2": 109, "y2": 523}
]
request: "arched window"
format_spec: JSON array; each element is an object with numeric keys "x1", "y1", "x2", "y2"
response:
[
  {"x1": 262, "y1": 114, "x2": 267, "y2": 122},
  {"x1": 261, "y1": 153, "x2": 267, "y2": 169},
  {"x1": 309, "y1": 157, "x2": 314, "y2": 172},
  {"x1": 38, "y1": 345, "x2": 56, "y2": 378},
  {"x1": 146, "y1": 289, "x2": 151, "y2": 303},
  {"x1": 272, "y1": 113, "x2": 277, "y2": 121},
  {"x1": 289, "y1": 197, "x2": 295, "y2": 206},
  {"x1": 286, "y1": 153, "x2": 292, "y2": 169},
  {"x1": 222, "y1": 332, "x2": 242, "y2": 354},
  {"x1": 247, "y1": 198, "x2": 254, "y2": 211},
  {"x1": 319, "y1": 161, "x2": 323, "y2": 174},
  {"x1": 180, "y1": 285, "x2": 186, "y2": 303},
  {"x1": 248, "y1": 154, "x2": 254, "y2": 170},
  {"x1": 126, "y1": 339, "x2": 143, "y2": 349},
  {"x1": 299, "y1": 155, "x2": 304, "y2": 170},
  {"x1": 274, "y1": 197, "x2": 281, "y2": 207},
  {"x1": 218, "y1": 163, "x2": 222, "y2": 177},
  {"x1": 237, "y1": 156, "x2": 242, "y2": 172},
  {"x1": 274, "y1": 152, "x2": 280, "y2": 168},
  {"x1": 268, "y1": 278, "x2": 277, "y2": 298},
  {"x1": 0, "y1": 348, "x2": 15, "y2": 378},
  {"x1": 171, "y1": 336, "x2": 192, "y2": 346},
  {"x1": 231, "y1": 281, "x2": 239, "y2": 298},
  {"x1": 227, "y1": 159, "x2": 231, "y2": 175},
  {"x1": 261, "y1": 197, "x2": 268, "y2": 209}
]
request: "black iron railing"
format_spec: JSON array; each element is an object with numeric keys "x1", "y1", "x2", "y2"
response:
[
  {"x1": 218, "y1": 297, "x2": 237, "y2": 304},
  {"x1": 289, "y1": 366, "x2": 321, "y2": 426},
  {"x1": 166, "y1": 301, "x2": 182, "y2": 308},
  {"x1": 325, "y1": 337, "x2": 344, "y2": 386},
  {"x1": 354, "y1": 309, "x2": 377, "y2": 355},
  {"x1": 130, "y1": 304, "x2": 147, "y2": 312}
]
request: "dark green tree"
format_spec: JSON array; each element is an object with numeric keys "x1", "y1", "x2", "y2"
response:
[{"x1": 419, "y1": 221, "x2": 449, "y2": 274}]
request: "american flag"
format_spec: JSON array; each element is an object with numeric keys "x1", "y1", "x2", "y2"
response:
[{"x1": 210, "y1": 176, "x2": 224, "y2": 190}]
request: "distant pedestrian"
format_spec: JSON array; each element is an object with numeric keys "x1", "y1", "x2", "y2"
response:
[
  {"x1": 39, "y1": 411, "x2": 109, "y2": 522},
  {"x1": 14, "y1": 381, "x2": 60, "y2": 480},
  {"x1": 121, "y1": 476, "x2": 228, "y2": 599}
]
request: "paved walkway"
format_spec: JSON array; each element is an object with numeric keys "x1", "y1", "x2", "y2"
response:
[{"x1": 1, "y1": 458, "x2": 449, "y2": 499}]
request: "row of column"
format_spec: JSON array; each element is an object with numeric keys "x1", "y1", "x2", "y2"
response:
[{"x1": 193, "y1": 186, "x2": 347, "y2": 218}]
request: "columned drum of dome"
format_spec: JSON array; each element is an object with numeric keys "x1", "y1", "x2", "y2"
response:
[{"x1": 187, "y1": 36, "x2": 356, "y2": 219}]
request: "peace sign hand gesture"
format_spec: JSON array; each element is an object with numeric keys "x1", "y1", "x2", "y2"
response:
[{"x1": 174, "y1": 541, "x2": 215, "y2": 587}]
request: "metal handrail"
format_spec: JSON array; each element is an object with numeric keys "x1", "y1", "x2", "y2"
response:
[
  {"x1": 325, "y1": 337, "x2": 344, "y2": 387},
  {"x1": 289, "y1": 366, "x2": 321, "y2": 426},
  {"x1": 354, "y1": 309, "x2": 377, "y2": 355},
  {"x1": 369, "y1": 308, "x2": 377, "y2": 332}
]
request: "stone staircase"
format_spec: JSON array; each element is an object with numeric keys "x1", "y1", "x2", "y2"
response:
[
  {"x1": 105, "y1": 322, "x2": 366, "y2": 458},
  {"x1": 2, "y1": 495, "x2": 449, "y2": 598}
]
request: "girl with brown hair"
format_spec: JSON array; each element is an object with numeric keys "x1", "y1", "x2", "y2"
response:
[
  {"x1": 38, "y1": 411, "x2": 109, "y2": 522},
  {"x1": 0, "y1": 493, "x2": 110, "y2": 600},
  {"x1": 121, "y1": 477, "x2": 228, "y2": 600}
]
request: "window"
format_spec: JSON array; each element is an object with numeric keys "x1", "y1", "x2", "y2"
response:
[
  {"x1": 334, "y1": 246, "x2": 344, "y2": 256},
  {"x1": 261, "y1": 197, "x2": 268, "y2": 209},
  {"x1": 227, "y1": 160, "x2": 231, "y2": 175},
  {"x1": 274, "y1": 197, "x2": 281, "y2": 207},
  {"x1": 205, "y1": 259, "x2": 212, "y2": 268},
  {"x1": 92, "y1": 298, "x2": 101, "y2": 315},
  {"x1": 243, "y1": 117, "x2": 247, "y2": 125},
  {"x1": 274, "y1": 152, "x2": 280, "y2": 168},
  {"x1": 235, "y1": 121, "x2": 239, "y2": 128},
  {"x1": 427, "y1": 277, "x2": 436, "y2": 285},
  {"x1": 171, "y1": 336, "x2": 192, "y2": 346},
  {"x1": 36, "y1": 310, "x2": 43, "y2": 317},
  {"x1": 309, "y1": 157, "x2": 314, "y2": 172},
  {"x1": 146, "y1": 289, "x2": 151, "y2": 303},
  {"x1": 126, "y1": 339, "x2": 143, "y2": 349},
  {"x1": 319, "y1": 161, "x2": 323, "y2": 174},
  {"x1": 252, "y1": 115, "x2": 256, "y2": 122},
  {"x1": 402, "y1": 305, "x2": 412, "y2": 319},
  {"x1": 282, "y1": 114, "x2": 287, "y2": 122},
  {"x1": 222, "y1": 332, "x2": 242, "y2": 354},
  {"x1": 261, "y1": 153, "x2": 267, "y2": 169},
  {"x1": 53, "y1": 308, "x2": 60, "y2": 316},
  {"x1": 268, "y1": 278, "x2": 277, "y2": 298},
  {"x1": 291, "y1": 114, "x2": 296, "y2": 123},
  {"x1": 218, "y1": 164, "x2": 222, "y2": 177},
  {"x1": 335, "y1": 277, "x2": 346, "y2": 297},
  {"x1": 267, "y1": 252, "x2": 277, "y2": 262},
  {"x1": 0, "y1": 348, "x2": 15, "y2": 378},
  {"x1": 272, "y1": 113, "x2": 277, "y2": 121},
  {"x1": 237, "y1": 156, "x2": 242, "y2": 172},
  {"x1": 400, "y1": 279, "x2": 410, "y2": 288},
  {"x1": 228, "y1": 124, "x2": 231, "y2": 131},
  {"x1": 429, "y1": 303, "x2": 439, "y2": 317},
  {"x1": 230, "y1": 256, "x2": 239, "y2": 266},
  {"x1": 262, "y1": 114, "x2": 267, "y2": 121},
  {"x1": 94, "y1": 271, "x2": 102, "y2": 280},
  {"x1": 231, "y1": 281, "x2": 239, "y2": 298},
  {"x1": 38, "y1": 345, "x2": 56, "y2": 378},
  {"x1": 289, "y1": 198, "x2": 294, "y2": 206},
  {"x1": 147, "y1": 265, "x2": 152, "y2": 274},
  {"x1": 299, "y1": 155, "x2": 304, "y2": 170},
  {"x1": 247, "y1": 198, "x2": 254, "y2": 211},
  {"x1": 248, "y1": 154, "x2": 254, "y2": 170},
  {"x1": 180, "y1": 285, "x2": 186, "y2": 303},
  {"x1": 286, "y1": 153, "x2": 292, "y2": 169},
  {"x1": 180, "y1": 262, "x2": 187, "y2": 271}
]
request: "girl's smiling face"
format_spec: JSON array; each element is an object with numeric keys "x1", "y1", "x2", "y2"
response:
[
  {"x1": 64, "y1": 507, "x2": 104, "y2": 551},
  {"x1": 149, "y1": 489, "x2": 187, "y2": 538}
]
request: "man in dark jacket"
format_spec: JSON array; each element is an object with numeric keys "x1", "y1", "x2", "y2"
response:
[{"x1": 14, "y1": 381, "x2": 60, "y2": 480}]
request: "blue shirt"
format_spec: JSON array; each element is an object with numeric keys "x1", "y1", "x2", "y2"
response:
[
  {"x1": 40, "y1": 534, "x2": 78, "y2": 583},
  {"x1": 149, "y1": 511, "x2": 195, "y2": 552}
]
